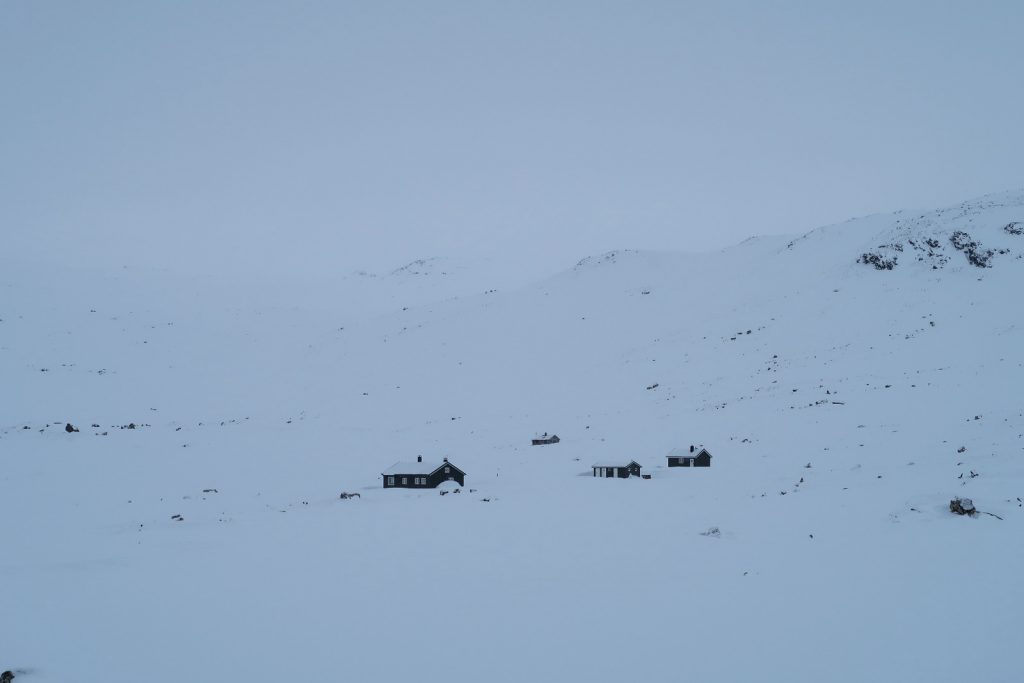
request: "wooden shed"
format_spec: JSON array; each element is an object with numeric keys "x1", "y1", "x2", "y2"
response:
[
  {"x1": 667, "y1": 446, "x2": 712, "y2": 467},
  {"x1": 382, "y1": 456, "x2": 466, "y2": 488},
  {"x1": 592, "y1": 461, "x2": 642, "y2": 478},
  {"x1": 532, "y1": 433, "x2": 561, "y2": 446}
]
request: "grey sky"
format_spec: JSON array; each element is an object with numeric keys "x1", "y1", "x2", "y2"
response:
[{"x1": 3, "y1": 1, "x2": 1022, "y2": 280}]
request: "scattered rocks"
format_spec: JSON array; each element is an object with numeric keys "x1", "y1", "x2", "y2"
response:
[
  {"x1": 700, "y1": 526, "x2": 721, "y2": 538},
  {"x1": 1004, "y1": 221, "x2": 1023, "y2": 236},
  {"x1": 338, "y1": 492, "x2": 361, "y2": 500},
  {"x1": 171, "y1": 514, "x2": 184, "y2": 521},
  {"x1": 949, "y1": 231, "x2": 994, "y2": 267},
  {"x1": 64, "y1": 423, "x2": 79, "y2": 433},
  {"x1": 858, "y1": 251, "x2": 897, "y2": 270}
]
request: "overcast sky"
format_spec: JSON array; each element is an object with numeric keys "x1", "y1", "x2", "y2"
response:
[{"x1": 3, "y1": 1, "x2": 1023, "y2": 280}]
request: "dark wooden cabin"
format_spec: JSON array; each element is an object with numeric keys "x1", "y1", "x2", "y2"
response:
[
  {"x1": 667, "y1": 446, "x2": 712, "y2": 467},
  {"x1": 382, "y1": 456, "x2": 466, "y2": 488},
  {"x1": 532, "y1": 433, "x2": 561, "y2": 446},
  {"x1": 592, "y1": 461, "x2": 642, "y2": 478}
]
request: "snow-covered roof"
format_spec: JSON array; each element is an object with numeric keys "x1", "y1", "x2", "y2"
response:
[
  {"x1": 667, "y1": 447, "x2": 710, "y2": 458},
  {"x1": 533, "y1": 433, "x2": 558, "y2": 439},
  {"x1": 382, "y1": 460, "x2": 450, "y2": 475},
  {"x1": 592, "y1": 461, "x2": 640, "y2": 468}
]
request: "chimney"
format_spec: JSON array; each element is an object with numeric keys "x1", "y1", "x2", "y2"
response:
[
  {"x1": 417, "y1": 455, "x2": 422, "y2": 462},
  {"x1": 443, "y1": 457, "x2": 448, "y2": 462},
  {"x1": 690, "y1": 445, "x2": 694, "y2": 453}
]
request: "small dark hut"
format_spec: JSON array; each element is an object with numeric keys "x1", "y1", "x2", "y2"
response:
[
  {"x1": 532, "y1": 433, "x2": 561, "y2": 446},
  {"x1": 382, "y1": 456, "x2": 466, "y2": 489},
  {"x1": 667, "y1": 445, "x2": 712, "y2": 467},
  {"x1": 591, "y1": 461, "x2": 642, "y2": 478}
]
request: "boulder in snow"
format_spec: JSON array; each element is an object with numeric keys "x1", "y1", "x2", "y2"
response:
[{"x1": 949, "y1": 498, "x2": 976, "y2": 516}]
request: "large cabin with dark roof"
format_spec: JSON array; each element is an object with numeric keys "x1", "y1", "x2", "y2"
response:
[
  {"x1": 667, "y1": 446, "x2": 712, "y2": 467},
  {"x1": 592, "y1": 461, "x2": 642, "y2": 478},
  {"x1": 382, "y1": 456, "x2": 465, "y2": 488}
]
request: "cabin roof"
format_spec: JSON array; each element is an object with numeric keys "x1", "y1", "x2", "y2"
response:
[
  {"x1": 533, "y1": 433, "x2": 558, "y2": 439},
  {"x1": 667, "y1": 447, "x2": 711, "y2": 458},
  {"x1": 592, "y1": 461, "x2": 641, "y2": 468},
  {"x1": 382, "y1": 460, "x2": 462, "y2": 476}
]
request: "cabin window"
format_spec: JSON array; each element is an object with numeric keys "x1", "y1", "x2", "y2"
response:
[
  {"x1": 401, "y1": 477, "x2": 408, "y2": 485},
  {"x1": 387, "y1": 476, "x2": 395, "y2": 486},
  {"x1": 444, "y1": 467, "x2": 450, "y2": 474}
]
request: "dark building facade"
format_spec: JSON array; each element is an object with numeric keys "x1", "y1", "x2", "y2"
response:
[
  {"x1": 532, "y1": 433, "x2": 561, "y2": 446},
  {"x1": 592, "y1": 461, "x2": 642, "y2": 478},
  {"x1": 382, "y1": 456, "x2": 466, "y2": 488},
  {"x1": 667, "y1": 446, "x2": 712, "y2": 467}
]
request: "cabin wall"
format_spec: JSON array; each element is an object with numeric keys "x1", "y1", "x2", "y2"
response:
[
  {"x1": 427, "y1": 466, "x2": 465, "y2": 487},
  {"x1": 666, "y1": 454, "x2": 711, "y2": 467},
  {"x1": 383, "y1": 474, "x2": 434, "y2": 488},
  {"x1": 593, "y1": 466, "x2": 637, "y2": 478}
]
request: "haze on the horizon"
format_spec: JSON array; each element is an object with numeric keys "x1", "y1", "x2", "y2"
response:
[{"x1": 3, "y1": 0, "x2": 1022, "y2": 281}]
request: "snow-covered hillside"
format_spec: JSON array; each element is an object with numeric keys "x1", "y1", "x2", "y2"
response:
[{"x1": 3, "y1": 191, "x2": 1023, "y2": 682}]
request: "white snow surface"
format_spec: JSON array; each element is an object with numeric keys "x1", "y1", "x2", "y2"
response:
[{"x1": 3, "y1": 190, "x2": 1024, "y2": 681}]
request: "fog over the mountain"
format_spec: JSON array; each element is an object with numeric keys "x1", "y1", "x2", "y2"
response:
[{"x1": 3, "y1": 1, "x2": 1023, "y2": 280}]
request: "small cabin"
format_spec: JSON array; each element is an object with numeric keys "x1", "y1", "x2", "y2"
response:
[
  {"x1": 592, "y1": 461, "x2": 642, "y2": 478},
  {"x1": 532, "y1": 433, "x2": 560, "y2": 446},
  {"x1": 667, "y1": 446, "x2": 712, "y2": 468},
  {"x1": 382, "y1": 456, "x2": 466, "y2": 488}
]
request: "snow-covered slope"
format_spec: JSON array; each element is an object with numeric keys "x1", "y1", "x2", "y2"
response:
[{"x1": 3, "y1": 191, "x2": 1023, "y2": 682}]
